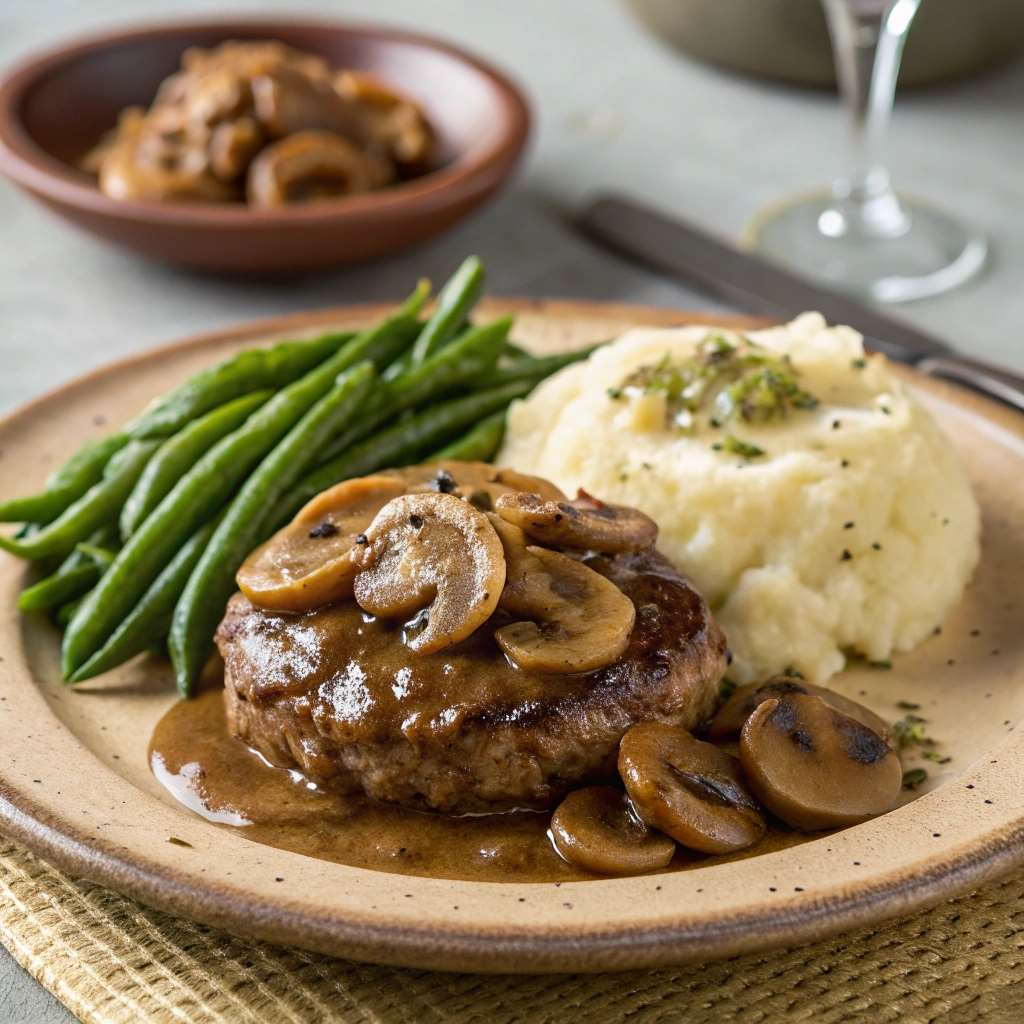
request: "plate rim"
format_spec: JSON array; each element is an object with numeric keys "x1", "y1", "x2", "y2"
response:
[{"x1": 2, "y1": 299, "x2": 1023, "y2": 974}]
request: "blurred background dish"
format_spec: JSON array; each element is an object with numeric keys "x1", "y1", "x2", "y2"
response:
[
  {"x1": 741, "y1": 0, "x2": 988, "y2": 304},
  {"x1": 0, "y1": 17, "x2": 530, "y2": 274},
  {"x1": 624, "y1": 0, "x2": 1024, "y2": 88}
]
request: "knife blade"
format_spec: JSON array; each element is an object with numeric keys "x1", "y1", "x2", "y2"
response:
[{"x1": 579, "y1": 194, "x2": 1024, "y2": 412}]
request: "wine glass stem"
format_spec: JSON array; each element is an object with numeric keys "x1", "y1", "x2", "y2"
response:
[{"x1": 821, "y1": 0, "x2": 922, "y2": 236}]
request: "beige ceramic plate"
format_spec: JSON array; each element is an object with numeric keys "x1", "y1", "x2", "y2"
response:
[{"x1": 1, "y1": 301, "x2": 1023, "y2": 974}]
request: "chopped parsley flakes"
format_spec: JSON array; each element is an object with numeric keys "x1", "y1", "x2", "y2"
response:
[
  {"x1": 712, "y1": 435, "x2": 766, "y2": 460},
  {"x1": 616, "y1": 332, "x2": 819, "y2": 440}
]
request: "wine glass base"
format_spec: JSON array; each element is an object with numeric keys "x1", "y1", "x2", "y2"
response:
[{"x1": 743, "y1": 190, "x2": 988, "y2": 303}]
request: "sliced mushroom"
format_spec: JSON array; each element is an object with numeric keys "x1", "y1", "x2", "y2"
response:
[
  {"x1": 495, "y1": 489, "x2": 658, "y2": 553},
  {"x1": 335, "y1": 69, "x2": 435, "y2": 171},
  {"x1": 709, "y1": 676, "x2": 891, "y2": 743},
  {"x1": 549, "y1": 786, "x2": 675, "y2": 875},
  {"x1": 353, "y1": 492, "x2": 505, "y2": 654},
  {"x1": 208, "y1": 116, "x2": 264, "y2": 181},
  {"x1": 251, "y1": 67, "x2": 372, "y2": 143},
  {"x1": 739, "y1": 694, "x2": 902, "y2": 831},
  {"x1": 182, "y1": 40, "x2": 333, "y2": 85},
  {"x1": 184, "y1": 66, "x2": 251, "y2": 126},
  {"x1": 490, "y1": 516, "x2": 635, "y2": 673},
  {"x1": 96, "y1": 112, "x2": 237, "y2": 204},
  {"x1": 618, "y1": 722, "x2": 765, "y2": 854},
  {"x1": 378, "y1": 462, "x2": 566, "y2": 510},
  {"x1": 236, "y1": 475, "x2": 407, "y2": 613},
  {"x1": 246, "y1": 131, "x2": 390, "y2": 207}
]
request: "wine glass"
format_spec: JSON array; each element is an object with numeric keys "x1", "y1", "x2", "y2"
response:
[{"x1": 744, "y1": 0, "x2": 987, "y2": 303}]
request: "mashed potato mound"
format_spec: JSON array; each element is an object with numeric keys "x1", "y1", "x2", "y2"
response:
[{"x1": 499, "y1": 313, "x2": 980, "y2": 684}]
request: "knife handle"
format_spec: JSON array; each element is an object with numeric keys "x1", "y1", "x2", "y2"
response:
[{"x1": 915, "y1": 355, "x2": 1024, "y2": 415}]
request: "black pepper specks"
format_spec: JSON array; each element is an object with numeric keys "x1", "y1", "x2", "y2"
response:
[
  {"x1": 409, "y1": 514, "x2": 424, "y2": 529},
  {"x1": 308, "y1": 521, "x2": 339, "y2": 539},
  {"x1": 841, "y1": 549, "x2": 853, "y2": 562},
  {"x1": 432, "y1": 470, "x2": 457, "y2": 494},
  {"x1": 355, "y1": 533, "x2": 368, "y2": 546}
]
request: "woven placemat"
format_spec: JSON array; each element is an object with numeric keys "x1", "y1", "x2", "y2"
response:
[{"x1": 2, "y1": 840, "x2": 1024, "y2": 1024}]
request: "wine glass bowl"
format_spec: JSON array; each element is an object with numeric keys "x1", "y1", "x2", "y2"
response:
[{"x1": 744, "y1": 0, "x2": 988, "y2": 303}]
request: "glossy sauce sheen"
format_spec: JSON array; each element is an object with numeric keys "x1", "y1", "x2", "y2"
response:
[{"x1": 149, "y1": 689, "x2": 809, "y2": 882}]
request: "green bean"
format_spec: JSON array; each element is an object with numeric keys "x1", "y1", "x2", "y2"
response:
[
  {"x1": 69, "y1": 515, "x2": 221, "y2": 683},
  {"x1": 124, "y1": 329, "x2": 357, "y2": 439},
  {"x1": 383, "y1": 323, "x2": 473, "y2": 383},
  {"x1": 120, "y1": 391, "x2": 272, "y2": 540},
  {"x1": 430, "y1": 410, "x2": 508, "y2": 462},
  {"x1": 169, "y1": 362, "x2": 376, "y2": 695},
  {"x1": 56, "y1": 596, "x2": 85, "y2": 628},
  {"x1": 283, "y1": 379, "x2": 532, "y2": 521},
  {"x1": 61, "y1": 291, "x2": 425, "y2": 680},
  {"x1": 480, "y1": 344, "x2": 602, "y2": 388},
  {"x1": 0, "y1": 332, "x2": 357, "y2": 526},
  {"x1": 16, "y1": 525, "x2": 119, "y2": 613},
  {"x1": 410, "y1": 256, "x2": 484, "y2": 364},
  {"x1": 503, "y1": 341, "x2": 531, "y2": 360},
  {"x1": 20, "y1": 542, "x2": 116, "y2": 614},
  {"x1": 19, "y1": 564, "x2": 98, "y2": 614},
  {"x1": 0, "y1": 440, "x2": 159, "y2": 561},
  {"x1": 318, "y1": 315, "x2": 512, "y2": 465},
  {"x1": 0, "y1": 434, "x2": 130, "y2": 524},
  {"x1": 75, "y1": 543, "x2": 117, "y2": 569}
]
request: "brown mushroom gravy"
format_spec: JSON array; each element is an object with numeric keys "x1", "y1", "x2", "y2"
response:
[
  {"x1": 149, "y1": 688, "x2": 814, "y2": 882},
  {"x1": 150, "y1": 462, "x2": 903, "y2": 881}
]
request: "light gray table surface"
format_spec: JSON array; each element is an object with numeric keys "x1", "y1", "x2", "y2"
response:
[{"x1": 1, "y1": 0, "x2": 1022, "y2": 1020}]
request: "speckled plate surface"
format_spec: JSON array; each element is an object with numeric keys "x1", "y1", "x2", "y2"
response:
[{"x1": 1, "y1": 301, "x2": 1022, "y2": 974}]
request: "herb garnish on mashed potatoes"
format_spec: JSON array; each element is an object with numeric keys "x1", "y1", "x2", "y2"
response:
[{"x1": 499, "y1": 313, "x2": 980, "y2": 684}]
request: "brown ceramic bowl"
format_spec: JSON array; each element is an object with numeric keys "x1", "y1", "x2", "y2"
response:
[{"x1": 0, "y1": 17, "x2": 530, "y2": 274}]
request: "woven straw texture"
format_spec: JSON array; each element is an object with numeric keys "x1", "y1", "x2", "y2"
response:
[{"x1": 3, "y1": 839, "x2": 1024, "y2": 1024}]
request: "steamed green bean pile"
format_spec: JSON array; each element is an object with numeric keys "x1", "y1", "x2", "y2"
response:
[{"x1": 0, "y1": 257, "x2": 598, "y2": 697}]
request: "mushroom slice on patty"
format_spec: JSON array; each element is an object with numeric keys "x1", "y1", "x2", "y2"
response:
[
  {"x1": 618, "y1": 722, "x2": 766, "y2": 855},
  {"x1": 550, "y1": 786, "x2": 676, "y2": 875},
  {"x1": 489, "y1": 516, "x2": 635, "y2": 673},
  {"x1": 353, "y1": 493, "x2": 505, "y2": 654},
  {"x1": 236, "y1": 474, "x2": 406, "y2": 613},
  {"x1": 739, "y1": 693, "x2": 902, "y2": 831},
  {"x1": 709, "y1": 676, "x2": 891, "y2": 743},
  {"x1": 494, "y1": 489, "x2": 657, "y2": 553}
]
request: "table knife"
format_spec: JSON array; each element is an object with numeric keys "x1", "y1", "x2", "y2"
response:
[{"x1": 579, "y1": 194, "x2": 1024, "y2": 413}]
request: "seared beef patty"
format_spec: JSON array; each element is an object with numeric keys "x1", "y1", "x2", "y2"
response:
[{"x1": 217, "y1": 548, "x2": 726, "y2": 813}]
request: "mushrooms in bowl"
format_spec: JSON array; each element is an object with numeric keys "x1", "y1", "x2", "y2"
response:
[{"x1": 82, "y1": 40, "x2": 435, "y2": 207}]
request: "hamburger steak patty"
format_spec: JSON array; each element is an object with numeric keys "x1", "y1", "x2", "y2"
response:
[{"x1": 217, "y1": 548, "x2": 727, "y2": 813}]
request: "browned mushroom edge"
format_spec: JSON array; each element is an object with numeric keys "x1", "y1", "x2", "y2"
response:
[
  {"x1": 709, "y1": 676, "x2": 892, "y2": 743},
  {"x1": 494, "y1": 489, "x2": 658, "y2": 554}
]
